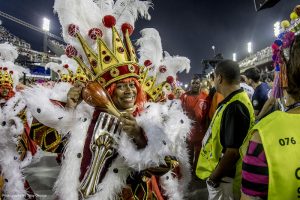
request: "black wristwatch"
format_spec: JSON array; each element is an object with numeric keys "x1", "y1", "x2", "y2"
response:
[{"x1": 206, "y1": 177, "x2": 220, "y2": 188}]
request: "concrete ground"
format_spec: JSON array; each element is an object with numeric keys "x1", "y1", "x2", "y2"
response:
[{"x1": 24, "y1": 153, "x2": 208, "y2": 200}]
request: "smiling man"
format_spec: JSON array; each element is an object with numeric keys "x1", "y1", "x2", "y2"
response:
[{"x1": 22, "y1": 3, "x2": 192, "y2": 198}]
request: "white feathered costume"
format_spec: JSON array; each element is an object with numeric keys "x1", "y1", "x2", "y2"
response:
[
  {"x1": 23, "y1": 0, "x2": 192, "y2": 199},
  {"x1": 0, "y1": 43, "x2": 34, "y2": 199}
]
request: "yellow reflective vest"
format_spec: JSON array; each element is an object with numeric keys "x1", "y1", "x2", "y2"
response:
[
  {"x1": 249, "y1": 111, "x2": 300, "y2": 200},
  {"x1": 196, "y1": 90, "x2": 255, "y2": 196}
]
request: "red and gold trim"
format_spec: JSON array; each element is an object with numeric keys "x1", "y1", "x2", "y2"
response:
[{"x1": 95, "y1": 63, "x2": 140, "y2": 88}]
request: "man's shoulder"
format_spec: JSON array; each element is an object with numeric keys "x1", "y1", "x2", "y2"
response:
[{"x1": 224, "y1": 100, "x2": 250, "y2": 116}]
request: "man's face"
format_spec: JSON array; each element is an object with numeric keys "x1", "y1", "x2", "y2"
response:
[
  {"x1": 191, "y1": 78, "x2": 201, "y2": 93},
  {"x1": 0, "y1": 86, "x2": 12, "y2": 99},
  {"x1": 245, "y1": 77, "x2": 254, "y2": 87},
  {"x1": 112, "y1": 80, "x2": 137, "y2": 110}
]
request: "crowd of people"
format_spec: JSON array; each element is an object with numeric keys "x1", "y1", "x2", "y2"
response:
[{"x1": 0, "y1": 1, "x2": 300, "y2": 200}]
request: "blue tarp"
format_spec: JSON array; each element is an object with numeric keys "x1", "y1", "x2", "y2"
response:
[{"x1": 29, "y1": 66, "x2": 50, "y2": 75}]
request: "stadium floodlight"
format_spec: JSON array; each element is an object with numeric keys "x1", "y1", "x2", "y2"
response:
[
  {"x1": 42, "y1": 18, "x2": 50, "y2": 32},
  {"x1": 274, "y1": 21, "x2": 280, "y2": 37},
  {"x1": 212, "y1": 45, "x2": 216, "y2": 56},
  {"x1": 233, "y1": 53, "x2": 237, "y2": 61},
  {"x1": 184, "y1": 84, "x2": 188, "y2": 89},
  {"x1": 247, "y1": 42, "x2": 252, "y2": 54}
]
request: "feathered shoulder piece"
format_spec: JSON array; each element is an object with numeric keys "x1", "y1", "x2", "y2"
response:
[{"x1": 136, "y1": 28, "x2": 190, "y2": 102}]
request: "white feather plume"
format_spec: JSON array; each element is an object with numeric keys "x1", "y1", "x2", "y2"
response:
[
  {"x1": 54, "y1": 0, "x2": 105, "y2": 52},
  {"x1": 0, "y1": 42, "x2": 18, "y2": 62},
  {"x1": 136, "y1": 28, "x2": 191, "y2": 87},
  {"x1": 0, "y1": 43, "x2": 29, "y2": 88},
  {"x1": 156, "y1": 51, "x2": 191, "y2": 85},
  {"x1": 136, "y1": 28, "x2": 163, "y2": 73},
  {"x1": 113, "y1": 0, "x2": 153, "y2": 29},
  {"x1": 45, "y1": 55, "x2": 78, "y2": 77},
  {"x1": 94, "y1": 0, "x2": 114, "y2": 16}
]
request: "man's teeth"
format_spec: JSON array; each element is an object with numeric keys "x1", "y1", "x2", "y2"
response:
[{"x1": 123, "y1": 97, "x2": 133, "y2": 101}]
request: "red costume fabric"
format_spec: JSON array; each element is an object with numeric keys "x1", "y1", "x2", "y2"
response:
[
  {"x1": 180, "y1": 91, "x2": 209, "y2": 172},
  {"x1": 180, "y1": 91, "x2": 209, "y2": 145}
]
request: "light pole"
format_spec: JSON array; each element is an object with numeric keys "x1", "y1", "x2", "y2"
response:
[
  {"x1": 212, "y1": 45, "x2": 216, "y2": 56},
  {"x1": 42, "y1": 17, "x2": 50, "y2": 53},
  {"x1": 247, "y1": 42, "x2": 252, "y2": 56},
  {"x1": 233, "y1": 53, "x2": 237, "y2": 61}
]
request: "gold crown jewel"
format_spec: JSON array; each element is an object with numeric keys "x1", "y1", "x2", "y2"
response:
[
  {"x1": 57, "y1": 64, "x2": 74, "y2": 83},
  {"x1": 0, "y1": 66, "x2": 13, "y2": 88},
  {"x1": 139, "y1": 60, "x2": 175, "y2": 102},
  {"x1": 74, "y1": 65, "x2": 88, "y2": 83},
  {"x1": 65, "y1": 15, "x2": 140, "y2": 88}
]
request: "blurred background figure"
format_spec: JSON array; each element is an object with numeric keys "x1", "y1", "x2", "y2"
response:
[
  {"x1": 240, "y1": 74, "x2": 254, "y2": 100},
  {"x1": 244, "y1": 68, "x2": 270, "y2": 116},
  {"x1": 180, "y1": 75, "x2": 209, "y2": 176}
]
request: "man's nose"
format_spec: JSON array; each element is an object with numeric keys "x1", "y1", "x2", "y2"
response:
[{"x1": 123, "y1": 84, "x2": 133, "y2": 92}]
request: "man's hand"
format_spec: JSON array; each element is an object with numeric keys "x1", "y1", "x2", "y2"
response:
[
  {"x1": 209, "y1": 148, "x2": 240, "y2": 182},
  {"x1": 120, "y1": 112, "x2": 147, "y2": 149},
  {"x1": 66, "y1": 81, "x2": 85, "y2": 109}
]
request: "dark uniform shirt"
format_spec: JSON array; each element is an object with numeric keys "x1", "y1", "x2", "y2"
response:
[{"x1": 217, "y1": 89, "x2": 251, "y2": 177}]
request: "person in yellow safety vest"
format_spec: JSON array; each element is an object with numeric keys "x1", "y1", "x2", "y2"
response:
[
  {"x1": 196, "y1": 60, "x2": 255, "y2": 200},
  {"x1": 240, "y1": 35, "x2": 300, "y2": 200}
]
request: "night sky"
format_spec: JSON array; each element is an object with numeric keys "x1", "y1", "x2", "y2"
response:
[{"x1": 0, "y1": 0, "x2": 298, "y2": 82}]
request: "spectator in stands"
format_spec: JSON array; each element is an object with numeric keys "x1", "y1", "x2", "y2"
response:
[
  {"x1": 241, "y1": 33, "x2": 300, "y2": 200},
  {"x1": 240, "y1": 75, "x2": 254, "y2": 100},
  {"x1": 244, "y1": 68, "x2": 270, "y2": 116}
]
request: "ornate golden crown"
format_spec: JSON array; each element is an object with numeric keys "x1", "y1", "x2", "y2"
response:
[
  {"x1": 139, "y1": 63, "x2": 174, "y2": 102},
  {"x1": 57, "y1": 64, "x2": 74, "y2": 83},
  {"x1": 73, "y1": 66, "x2": 88, "y2": 83},
  {"x1": 65, "y1": 15, "x2": 140, "y2": 88},
  {"x1": 0, "y1": 67, "x2": 13, "y2": 88}
]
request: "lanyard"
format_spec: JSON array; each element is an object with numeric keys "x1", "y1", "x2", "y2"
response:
[{"x1": 285, "y1": 102, "x2": 300, "y2": 112}]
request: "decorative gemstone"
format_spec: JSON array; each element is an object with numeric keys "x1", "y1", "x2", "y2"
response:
[
  {"x1": 91, "y1": 60, "x2": 97, "y2": 67},
  {"x1": 117, "y1": 47, "x2": 124, "y2": 53},
  {"x1": 159, "y1": 65, "x2": 167, "y2": 73},
  {"x1": 65, "y1": 45, "x2": 78, "y2": 58},
  {"x1": 103, "y1": 55, "x2": 111, "y2": 64},
  {"x1": 88, "y1": 28, "x2": 102, "y2": 40},
  {"x1": 68, "y1": 24, "x2": 79, "y2": 37}
]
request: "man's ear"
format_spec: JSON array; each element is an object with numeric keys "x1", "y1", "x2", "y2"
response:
[{"x1": 217, "y1": 74, "x2": 222, "y2": 84}]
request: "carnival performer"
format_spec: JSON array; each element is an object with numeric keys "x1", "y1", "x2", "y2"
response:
[
  {"x1": 0, "y1": 43, "x2": 37, "y2": 199},
  {"x1": 240, "y1": 24, "x2": 300, "y2": 200},
  {"x1": 23, "y1": 0, "x2": 192, "y2": 199}
]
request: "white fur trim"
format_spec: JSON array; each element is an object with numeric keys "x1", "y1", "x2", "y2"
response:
[
  {"x1": 54, "y1": 116, "x2": 91, "y2": 200},
  {"x1": 23, "y1": 85, "x2": 76, "y2": 134},
  {"x1": 89, "y1": 157, "x2": 130, "y2": 200},
  {"x1": 0, "y1": 96, "x2": 26, "y2": 199},
  {"x1": 118, "y1": 100, "x2": 191, "y2": 173}
]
